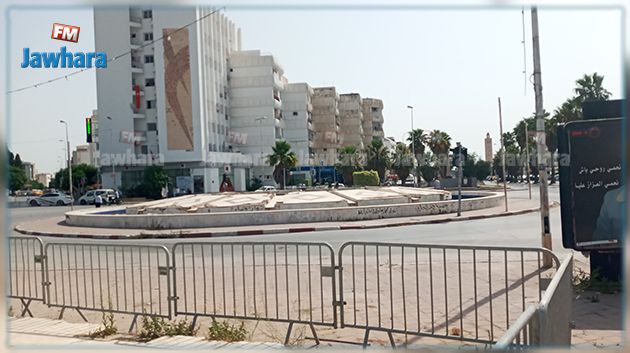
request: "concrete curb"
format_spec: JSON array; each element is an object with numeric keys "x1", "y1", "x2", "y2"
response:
[{"x1": 14, "y1": 202, "x2": 559, "y2": 239}]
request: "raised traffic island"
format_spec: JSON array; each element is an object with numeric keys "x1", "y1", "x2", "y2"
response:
[{"x1": 64, "y1": 187, "x2": 504, "y2": 230}]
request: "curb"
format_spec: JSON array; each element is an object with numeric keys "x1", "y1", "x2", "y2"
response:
[{"x1": 14, "y1": 202, "x2": 559, "y2": 239}]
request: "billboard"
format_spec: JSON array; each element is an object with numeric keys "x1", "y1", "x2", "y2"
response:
[{"x1": 558, "y1": 118, "x2": 624, "y2": 250}]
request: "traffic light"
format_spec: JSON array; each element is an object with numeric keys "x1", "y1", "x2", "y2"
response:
[
  {"x1": 86, "y1": 117, "x2": 93, "y2": 143},
  {"x1": 450, "y1": 145, "x2": 468, "y2": 167}
]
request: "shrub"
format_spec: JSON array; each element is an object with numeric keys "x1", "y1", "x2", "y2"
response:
[
  {"x1": 138, "y1": 315, "x2": 198, "y2": 342},
  {"x1": 206, "y1": 319, "x2": 247, "y2": 342},
  {"x1": 89, "y1": 311, "x2": 118, "y2": 339},
  {"x1": 353, "y1": 170, "x2": 380, "y2": 186}
]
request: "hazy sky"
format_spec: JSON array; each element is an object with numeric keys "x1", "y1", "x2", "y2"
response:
[{"x1": 7, "y1": 5, "x2": 623, "y2": 174}]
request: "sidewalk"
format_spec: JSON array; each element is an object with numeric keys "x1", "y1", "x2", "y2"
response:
[{"x1": 14, "y1": 196, "x2": 558, "y2": 239}]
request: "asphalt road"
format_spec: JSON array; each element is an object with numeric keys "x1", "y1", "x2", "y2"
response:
[{"x1": 8, "y1": 185, "x2": 570, "y2": 257}]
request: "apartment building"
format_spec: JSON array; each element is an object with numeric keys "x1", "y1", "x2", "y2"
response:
[
  {"x1": 71, "y1": 145, "x2": 98, "y2": 166},
  {"x1": 311, "y1": 87, "x2": 341, "y2": 166},
  {"x1": 227, "y1": 50, "x2": 286, "y2": 182},
  {"x1": 94, "y1": 7, "x2": 252, "y2": 193},
  {"x1": 361, "y1": 98, "x2": 385, "y2": 143},
  {"x1": 338, "y1": 93, "x2": 365, "y2": 150},
  {"x1": 282, "y1": 82, "x2": 314, "y2": 167}
]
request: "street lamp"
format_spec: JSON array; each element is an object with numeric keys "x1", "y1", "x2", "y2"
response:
[
  {"x1": 59, "y1": 120, "x2": 73, "y2": 210},
  {"x1": 406, "y1": 105, "x2": 417, "y2": 187},
  {"x1": 254, "y1": 116, "x2": 268, "y2": 182},
  {"x1": 104, "y1": 116, "x2": 117, "y2": 188}
]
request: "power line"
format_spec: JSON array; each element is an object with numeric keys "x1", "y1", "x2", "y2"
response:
[{"x1": 7, "y1": 6, "x2": 225, "y2": 94}]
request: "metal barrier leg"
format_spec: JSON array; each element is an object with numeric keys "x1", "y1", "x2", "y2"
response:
[
  {"x1": 58, "y1": 307, "x2": 65, "y2": 320},
  {"x1": 128, "y1": 314, "x2": 139, "y2": 333},
  {"x1": 387, "y1": 331, "x2": 396, "y2": 349},
  {"x1": 308, "y1": 323, "x2": 320, "y2": 345},
  {"x1": 75, "y1": 308, "x2": 88, "y2": 322},
  {"x1": 284, "y1": 322, "x2": 294, "y2": 346},
  {"x1": 19, "y1": 299, "x2": 33, "y2": 317},
  {"x1": 191, "y1": 315, "x2": 199, "y2": 330},
  {"x1": 362, "y1": 329, "x2": 370, "y2": 348}
]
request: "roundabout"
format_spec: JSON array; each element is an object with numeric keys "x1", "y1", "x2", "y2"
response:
[{"x1": 62, "y1": 187, "x2": 504, "y2": 230}]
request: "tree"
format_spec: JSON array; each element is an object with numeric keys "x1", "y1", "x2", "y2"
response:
[
  {"x1": 391, "y1": 142, "x2": 413, "y2": 183},
  {"x1": 337, "y1": 145, "x2": 363, "y2": 186},
  {"x1": 29, "y1": 180, "x2": 45, "y2": 190},
  {"x1": 268, "y1": 140, "x2": 297, "y2": 189},
  {"x1": 574, "y1": 72, "x2": 612, "y2": 102},
  {"x1": 51, "y1": 164, "x2": 98, "y2": 196},
  {"x1": 142, "y1": 166, "x2": 169, "y2": 199},
  {"x1": 365, "y1": 138, "x2": 390, "y2": 183},
  {"x1": 9, "y1": 166, "x2": 27, "y2": 191},
  {"x1": 427, "y1": 130, "x2": 452, "y2": 178},
  {"x1": 407, "y1": 128, "x2": 428, "y2": 159}
]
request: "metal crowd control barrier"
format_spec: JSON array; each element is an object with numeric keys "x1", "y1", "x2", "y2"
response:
[
  {"x1": 43, "y1": 242, "x2": 172, "y2": 331},
  {"x1": 8, "y1": 236, "x2": 46, "y2": 316},
  {"x1": 494, "y1": 254, "x2": 574, "y2": 349},
  {"x1": 337, "y1": 242, "x2": 560, "y2": 347},
  {"x1": 171, "y1": 241, "x2": 337, "y2": 344}
]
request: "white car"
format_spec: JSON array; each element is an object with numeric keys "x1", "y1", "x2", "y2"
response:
[
  {"x1": 78, "y1": 189, "x2": 116, "y2": 205},
  {"x1": 28, "y1": 192, "x2": 73, "y2": 206},
  {"x1": 255, "y1": 186, "x2": 277, "y2": 192}
]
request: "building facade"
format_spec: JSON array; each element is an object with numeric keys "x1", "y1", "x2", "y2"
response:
[
  {"x1": 227, "y1": 50, "x2": 286, "y2": 183},
  {"x1": 361, "y1": 98, "x2": 384, "y2": 144},
  {"x1": 484, "y1": 132, "x2": 493, "y2": 162},
  {"x1": 338, "y1": 93, "x2": 365, "y2": 150},
  {"x1": 94, "y1": 7, "x2": 251, "y2": 193},
  {"x1": 71, "y1": 145, "x2": 98, "y2": 166},
  {"x1": 282, "y1": 82, "x2": 314, "y2": 167},
  {"x1": 311, "y1": 87, "x2": 341, "y2": 166},
  {"x1": 35, "y1": 173, "x2": 52, "y2": 188}
]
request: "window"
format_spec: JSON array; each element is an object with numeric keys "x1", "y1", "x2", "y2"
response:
[
  {"x1": 147, "y1": 100, "x2": 154, "y2": 109},
  {"x1": 372, "y1": 107, "x2": 378, "y2": 112},
  {"x1": 141, "y1": 145, "x2": 148, "y2": 154},
  {"x1": 144, "y1": 32, "x2": 153, "y2": 41},
  {"x1": 145, "y1": 78, "x2": 155, "y2": 87},
  {"x1": 143, "y1": 10, "x2": 152, "y2": 18},
  {"x1": 292, "y1": 112, "x2": 298, "y2": 116},
  {"x1": 144, "y1": 55, "x2": 154, "y2": 63},
  {"x1": 131, "y1": 33, "x2": 137, "y2": 39},
  {"x1": 147, "y1": 123, "x2": 157, "y2": 131}
]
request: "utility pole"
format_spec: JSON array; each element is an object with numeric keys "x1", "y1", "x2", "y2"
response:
[
  {"x1": 497, "y1": 97, "x2": 508, "y2": 212},
  {"x1": 407, "y1": 105, "x2": 417, "y2": 187},
  {"x1": 60, "y1": 120, "x2": 74, "y2": 210},
  {"x1": 525, "y1": 123, "x2": 532, "y2": 200},
  {"x1": 456, "y1": 142, "x2": 462, "y2": 216},
  {"x1": 531, "y1": 6, "x2": 553, "y2": 267}
]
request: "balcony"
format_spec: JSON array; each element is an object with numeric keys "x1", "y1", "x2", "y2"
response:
[
  {"x1": 131, "y1": 59, "x2": 143, "y2": 73},
  {"x1": 134, "y1": 131, "x2": 147, "y2": 143},
  {"x1": 129, "y1": 15, "x2": 142, "y2": 27}
]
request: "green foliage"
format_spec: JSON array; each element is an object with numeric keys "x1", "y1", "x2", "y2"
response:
[
  {"x1": 462, "y1": 153, "x2": 492, "y2": 181},
  {"x1": 9, "y1": 166, "x2": 27, "y2": 191},
  {"x1": 29, "y1": 180, "x2": 45, "y2": 190},
  {"x1": 407, "y1": 128, "x2": 428, "y2": 157},
  {"x1": 142, "y1": 166, "x2": 169, "y2": 199},
  {"x1": 353, "y1": 170, "x2": 380, "y2": 186},
  {"x1": 51, "y1": 164, "x2": 99, "y2": 195},
  {"x1": 89, "y1": 311, "x2": 118, "y2": 339},
  {"x1": 268, "y1": 140, "x2": 298, "y2": 189},
  {"x1": 391, "y1": 143, "x2": 413, "y2": 182},
  {"x1": 338, "y1": 145, "x2": 364, "y2": 186},
  {"x1": 206, "y1": 319, "x2": 247, "y2": 342},
  {"x1": 427, "y1": 130, "x2": 452, "y2": 177},
  {"x1": 365, "y1": 139, "x2": 390, "y2": 182},
  {"x1": 247, "y1": 177, "x2": 263, "y2": 191},
  {"x1": 573, "y1": 268, "x2": 621, "y2": 295},
  {"x1": 139, "y1": 315, "x2": 198, "y2": 341}
]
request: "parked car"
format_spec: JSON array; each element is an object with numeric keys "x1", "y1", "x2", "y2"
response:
[
  {"x1": 255, "y1": 186, "x2": 277, "y2": 192},
  {"x1": 15, "y1": 190, "x2": 29, "y2": 196},
  {"x1": 78, "y1": 189, "x2": 119, "y2": 205},
  {"x1": 28, "y1": 192, "x2": 73, "y2": 206}
]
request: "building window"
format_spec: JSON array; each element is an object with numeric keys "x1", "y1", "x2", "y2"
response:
[
  {"x1": 145, "y1": 78, "x2": 155, "y2": 86},
  {"x1": 144, "y1": 55, "x2": 154, "y2": 63},
  {"x1": 292, "y1": 112, "x2": 298, "y2": 116},
  {"x1": 141, "y1": 145, "x2": 148, "y2": 154},
  {"x1": 144, "y1": 32, "x2": 153, "y2": 41},
  {"x1": 147, "y1": 100, "x2": 155, "y2": 109},
  {"x1": 372, "y1": 107, "x2": 378, "y2": 112},
  {"x1": 147, "y1": 123, "x2": 157, "y2": 131},
  {"x1": 143, "y1": 10, "x2": 152, "y2": 19}
]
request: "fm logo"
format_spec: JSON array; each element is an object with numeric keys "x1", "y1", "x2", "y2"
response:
[{"x1": 51, "y1": 23, "x2": 80, "y2": 43}]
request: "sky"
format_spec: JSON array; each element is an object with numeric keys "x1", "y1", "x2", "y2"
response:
[{"x1": 6, "y1": 5, "x2": 624, "y2": 174}]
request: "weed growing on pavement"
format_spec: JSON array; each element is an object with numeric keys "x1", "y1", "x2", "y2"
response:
[
  {"x1": 89, "y1": 311, "x2": 118, "y2": 339},
  {"x1": 206, "y1": 319, "x2": 247, "y2": 342},
  {"x1": 573, "y1": 268, "x2": 620, "y2": 294},
  {"x1": 138, "y1": 314, "x2": 198, "y2": 342},
  {"x1": 7, "y1": 306, "x2": 14, "y2": 317}
]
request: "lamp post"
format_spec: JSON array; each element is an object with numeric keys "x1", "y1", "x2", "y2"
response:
[
  {"x1": 406, "y1": 105, "x2": 417, "y2": 187},
  {"x1": 59, "y1": 120, "x2": 73, "y2": 210},
  {"x1": 104, "y1": 116, "x2": 117, "y2": 189},
  {"x1": 254, "y1": 116, "x2": 268, "y2": 184}
]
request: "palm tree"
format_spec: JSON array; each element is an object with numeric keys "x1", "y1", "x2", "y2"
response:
[
  {"x1": 574, "y1": 73, "x2": 612, "y2": 102},
  {"x1": 427, "y1": 130, "x2": 452, "y2": 177},
  {"x1": 365, "y1": 138, "x2": 390, "y2": 183},
  {"x1": 267, "y1": 140, "x2": 298, "y2": 189},
  {"x1": 391, "y1": 142, "x2": 413, "y2": 183},
  {"x1": 553, "y1": 97, "x2": 581, "y2": 124},
  {"x1": 406, "y1": 128, "x2": 428, "y2": 159},
  {"x1": 338, "y1": 145, "x2": 364, "y2": 185}
]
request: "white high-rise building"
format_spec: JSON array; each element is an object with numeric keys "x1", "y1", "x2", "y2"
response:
[
  {"x1": 282, "y1": 82, "x2": 314, "y2": 167},
  {"x1": 227, "y1": 50, "x2": 286, "y2": 183},
  {"x1": 311, "y1": 87, "x2": 341, "y2": 166},
  {"x1": 94, "y1": 7, "x2": 251, "y2": 193},
  {"x1": 338, "y1": 93, "x2": 365, "y2": 150}
]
